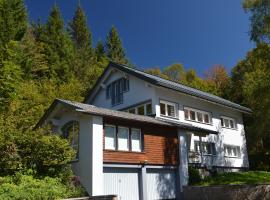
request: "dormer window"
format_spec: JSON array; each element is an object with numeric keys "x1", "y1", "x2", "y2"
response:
[{"x1": 106, "y1": 78, "x2": 129, "y2": 106}]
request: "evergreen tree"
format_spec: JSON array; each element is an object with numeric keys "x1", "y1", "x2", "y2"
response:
[
  {"x1": 106, "y1": 26, "x2": 128, "y2": 64},
  {"x1": 0, "y1": 0, "x2": 27, "y2": 48},
  {"x1": 68, "y1": 5, "x2": 92, "y2": 50},
  {"x1": 42, "y1": 4, "x2": 74, "y2": 81},
  {"x1": 95, "y1": 40, "x2": 106, "y2": 62},
  {"x1": 243, "y1": 0, "x2": 270, "y2": 44},
  {"x1": 20, "y1": 28, "x2": 49, "y2": 79}
]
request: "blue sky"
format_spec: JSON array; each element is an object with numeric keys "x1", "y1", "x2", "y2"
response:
[{"x1": 25, "y1": 0, "x2": 254, "y2": 76}]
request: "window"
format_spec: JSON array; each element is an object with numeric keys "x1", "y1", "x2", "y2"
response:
[
  {"x1": 131, "y1": 128, "x2": 142, "y2": 152},
  {"x1": 125, "y1": 102, "x2": 152, "y2": 116},
  {"x1": 106, "y1": 78, "x2": 129, "y2": 106},
  {"x1": 104, "y1": 125, "x2": 142, "y2": 152},
  {"x1": 118, "y1": 127, "x2": 129, "y2": 151},
  {"x1": 137, "y1": 105, "x2": 145, "y2": 115},
  {"x1": 129, "y1": 108, "x2": 136, "y2": 114},
  {"x1": 194, "y1": 141, "x2": 216, "y2": 155},
  {"x1": 184, "y1": 107, "x2": 211, "y2": 124},
  {"x1": 105, "y1": 125, "x2": 116, "y2": 150},
  {"x1": 160, "y1": 100, "x2": 177, "y2": 118},
  {"x1": 146, "y1": 104, "x2": 152, "y2": 115},
  {"x1": 224, "y1": 145, "x2": 241, "y2": 158},
  {"x1": 62, "y1": 121, "x2": 79, "y2": 159},
  {"x1": 221, "y1": 116, "x2": 236, "y2": 129}
]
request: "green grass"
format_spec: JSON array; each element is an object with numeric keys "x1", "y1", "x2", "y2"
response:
[{"x1": 194, "y1": 171, "x2": 270, "y2": 186}]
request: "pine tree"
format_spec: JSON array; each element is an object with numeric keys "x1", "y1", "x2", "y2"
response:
[
  {"x1": 0, "y1": 0, "x2": 27, "y2": 47},
  {"x1": 42, "y1": 4, "x2": 74, "y2": 81},
  {"x1": 20, "y1": 28, "x2": 49, "y2": 79},
  {"x1": 106, "y1": 26, "x2": 128, "y2": 64},
  {"x1": 95, "y1": 40, "x2": 106, "y2": 61},
  {"x1": 68, "y1": 5, "x2": 92, "y2": 50}
]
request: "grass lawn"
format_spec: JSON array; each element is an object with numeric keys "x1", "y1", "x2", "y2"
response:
[{"x1": 195, "y1": 171, "x2": 270, "y2": 186}]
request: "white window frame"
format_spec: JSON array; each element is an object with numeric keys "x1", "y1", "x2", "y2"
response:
[
  {"x1": 126, "y1": 103, "x2": 152, "y2": 116},
  {"x1": 184, "y1": 107, "x2": 211, "y2": 124},
  {"x1": 194, "y1": 141, "x2": 215, "y2": 156},
  {"x1": 160, "y1": 100, "x2": 177, "y2": 118},
  {"x1": 221, "y1": 116, "x2": 237, "y2": 129},
  {"x1": 131, "y1": 128, "x2": 142, "y2": 152},
  {"x1": 104, "y1": 124, "x2": 116, "y2": 150},
  {"x1": 117, "y1": 126, "x2": 129, "y2": 151},
  {"x1": 224, "y1": 145, "x2": 241, "y2": 158}
]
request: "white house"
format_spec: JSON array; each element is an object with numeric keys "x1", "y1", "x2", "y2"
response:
[{"x1": 37, "y1": 61, "x2": 251, "y2": 200}]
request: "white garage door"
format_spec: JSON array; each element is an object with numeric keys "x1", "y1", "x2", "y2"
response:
[
  {"x1": 103, "y1": 167, "x2": 140, "y2": 200},
  {"x1": 146, "y1": 168, "x2": 177, "y2": 200}
]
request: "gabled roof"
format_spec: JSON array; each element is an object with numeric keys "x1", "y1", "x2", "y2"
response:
[
  {"x1": 36, "y1": 99, "x2": 218, "y2": 135},
  {"x1": 85, "y1": 62, "x2": 252, "y2": 114}
]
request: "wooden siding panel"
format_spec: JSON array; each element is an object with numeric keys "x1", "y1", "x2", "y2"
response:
[{"x1": 103, "y1": 118, "x2": 179, "y2": 165}]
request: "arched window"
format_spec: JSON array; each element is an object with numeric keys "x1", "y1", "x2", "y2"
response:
[{"x1": 62, "y1": 121, "x2": 79, "y2": 159}]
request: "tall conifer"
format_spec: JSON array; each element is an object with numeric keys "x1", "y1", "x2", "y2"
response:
[{"x1": 105, "y1": 26, "x2": 128, "y2": 64}]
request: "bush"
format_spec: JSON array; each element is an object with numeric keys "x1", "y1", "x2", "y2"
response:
[
  {"x1": 188, "y1": 167, "x2": 202, "y2": 185},
  {"x1": 0, "y1": 173, "x2": 84, "y2": 200},
  {"x1": 0, "y1": 130, "x2": 75, "y2": 178}
]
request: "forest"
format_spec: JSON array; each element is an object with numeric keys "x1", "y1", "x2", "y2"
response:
[{"x1": 0, "y1": 0, "x2": 269, "y2": 198}]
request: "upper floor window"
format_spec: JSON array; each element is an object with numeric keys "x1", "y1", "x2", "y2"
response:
[
  {"x1": 184, "y1": 107, "x2": 211, "y2": 124},
  {"x1": 62, "y1": 121, "x2": 79, "y2": 160},
  {"x1": 221, "y1": 116, "x2": 236, "y2": 129},
  {"x1": 224, "y1": 145, "x2": 240, "y2": 158},
  {"x1": 194, "y1": 141, "x2": 216, "y2": 155},
  {"x1": 104, "y1": 124, "x2": 142, "y2": 152},
  {"x1": 126, "y1": 102, "x2": 152, "y2": 116},
  {"x1": 160, "y1": 100, "x2": 176, "y2": 118},
  {"x1": 106, "y1": 78, "x2": 129, "y2": 106}
]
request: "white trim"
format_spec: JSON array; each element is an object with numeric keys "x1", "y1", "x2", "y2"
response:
[
  {"x1": 224, "y1": 144, "x2": 241, "y2": 158},
  {"x1": 221, "y1": 116, "x2": 237, "y2": 130},
  {"x1": 184, "y1": 107, "x2": 211, "y2": 125},
  {"x1": 160, "y1": 100, "x2": 177, "y2": 118}
]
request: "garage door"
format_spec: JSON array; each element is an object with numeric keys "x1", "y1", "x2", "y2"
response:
[
  {"x1": 103, "y1": 167, "x2": 140, "y2": 200},
  {"x1": 146, "y1": 168, "x2": 177, "y2": 200}
]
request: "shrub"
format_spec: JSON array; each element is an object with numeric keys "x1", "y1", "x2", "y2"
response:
[
  {"x1": 188, "y1": 166, "x2": 202, "y2": 185},
  {"x1": 0, "y1": 173, "x2": 84, "y2": 200},
  {"x1": 0, "y1": 130, "x2": 75, "y2": 178}
]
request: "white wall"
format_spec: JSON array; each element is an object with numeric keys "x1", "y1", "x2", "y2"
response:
[
  {"x1": 91, "y1": 69, "x2": 156, "y2": 111},
  {"x1": 52, "y1": 111, "x2": 104, "y2": 196},
  {"x1": 155, "y1": 87, "x2": 249, "y2": 168}
]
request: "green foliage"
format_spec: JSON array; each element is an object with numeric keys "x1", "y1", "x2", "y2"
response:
[
  {"x1": 0, "y1": 173, "x2": 85, "y2": 200},
  {"x1": 145, "y1": 64, "x2": 230, "y2": 98},
  {"x1": 0, "y1": 130, "x2": 75, "y2": 178},
  {"x1": 41, "y1": 5, "x2": 74, "y2": 82},
  {"x1": 230, "y1": 43, "x2": 270, "y2": 170},
  {"x1": 188, "y1": 167, "x2": 202, "y2": 185},
  {"x1": 106, "y1": 26, "x2": 128, "y2": 64},
  {"x1": 243, "y1": 0, "x2": 270, "y2": 44},
  {"x1": 0, "y1": 0, "x2": 27, "y2": 48},
  {"x1": 196, "y1": 171, "x2": 270, "y2": 186},
  {"x1": 0, "y1": 41, "x2": 23, "y2": 111},
  {"x1": 163, "y1": 63, "x2": 185, "y2": 82},
  {"x1": 68, "y1": 5, "x2": 92, "y2": 50}
]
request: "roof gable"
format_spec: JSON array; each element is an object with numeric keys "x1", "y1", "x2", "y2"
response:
[{"x1": 85, "y1": 61, "x2": 252, "y2": 114}]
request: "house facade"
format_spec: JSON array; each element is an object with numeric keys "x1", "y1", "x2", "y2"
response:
[{"x1": 37, "y1": 62, "x2": 251, "y2": 200}]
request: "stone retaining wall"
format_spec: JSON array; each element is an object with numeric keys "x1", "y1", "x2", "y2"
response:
[{"x1": 183, "y1": 184, "x2": 270, "y2": 200}]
